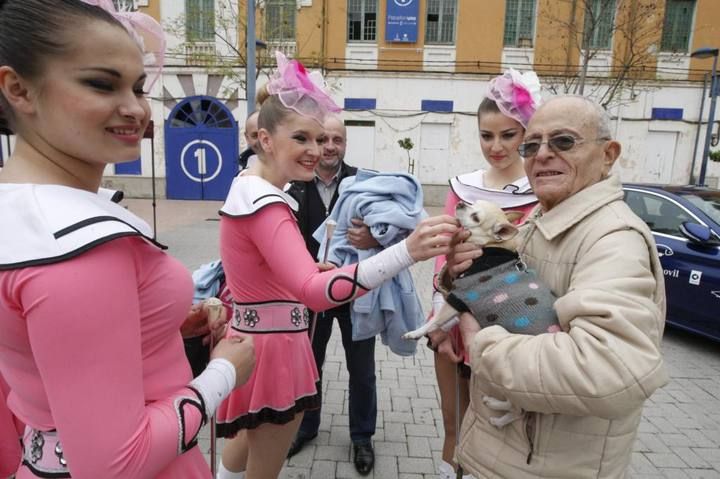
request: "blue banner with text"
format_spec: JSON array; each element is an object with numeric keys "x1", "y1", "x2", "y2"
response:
[{"x1": 386, "y1": 0, "x2": 419, "y2": 43}]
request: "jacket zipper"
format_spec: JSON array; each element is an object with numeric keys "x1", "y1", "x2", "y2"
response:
[{"x1": 525, "y1": 412, "x2": 537, "y2": 464}]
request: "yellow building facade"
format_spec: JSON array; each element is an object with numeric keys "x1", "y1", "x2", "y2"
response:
[
  {"x1": 140, "y1": 0, "x2": 720, "y2": 80},
  {"x1": 113, "y1": 0, "x2": 720, "y2": 199}
]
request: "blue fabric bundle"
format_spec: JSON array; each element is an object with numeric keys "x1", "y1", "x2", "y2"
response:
[
  {"x1": 191, "y1": 259, "x2": 225, "y2": 304},
  {"x1": 313, "y1": 169, "x2": 426, "y2": 356}
]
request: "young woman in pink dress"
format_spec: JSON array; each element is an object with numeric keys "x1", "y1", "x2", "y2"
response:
[
  {"x1": 0, "y1": 1, "x2": 255, "y2": 477},
  {"x1": 214, "y1": 53, "x2": 460, "y2": 478},
  {"x1": 428, "y1": 70, "x2": 543, "y2": 479}
]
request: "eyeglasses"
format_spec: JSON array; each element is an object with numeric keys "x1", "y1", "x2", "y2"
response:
[{"x1": 518, "y1": 135, "x2": 610, "y2": 157}]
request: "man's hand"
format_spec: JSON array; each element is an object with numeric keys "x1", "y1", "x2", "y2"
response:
[
  {"x1": 347, "y1": 218, "x2": 381, "y2": 250},
  {"x1": 428, "y1": 328, "x2": 462, "y2": 363},
  {"x1": 445, "y1": 229, "x2": 483, "y2": 278}
]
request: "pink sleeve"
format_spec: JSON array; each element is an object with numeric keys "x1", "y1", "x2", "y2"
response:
[
  {"x1": 0, "y1": 373, "x2": 20, "y2": 478},
  {"x1": 16, "y1": 242, "x2": 204, "y2": 478},
  {"x1": 236, "y1": 204, "x2": 367, "y2": 311}
]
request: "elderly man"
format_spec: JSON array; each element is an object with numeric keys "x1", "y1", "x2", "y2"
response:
[{"x1": 447, "y1": 95, "x2": 668, "y2": 478}]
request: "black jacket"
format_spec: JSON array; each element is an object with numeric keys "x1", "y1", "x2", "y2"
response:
[
  {"x1": 287, "y1": 162, "x2": 357, "y2": 317},
  {"x1": 287, "y1": 162, "x2": 357, "y2": 260}
]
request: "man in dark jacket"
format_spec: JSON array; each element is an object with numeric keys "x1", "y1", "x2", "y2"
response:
[{"x1": 286, "y1": 116, "x2": 378, "y2": 475}]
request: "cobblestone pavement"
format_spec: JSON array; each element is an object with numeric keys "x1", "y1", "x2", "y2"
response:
[{"x1": 127, "y1": 198, "x2": 720, "y2": 479}]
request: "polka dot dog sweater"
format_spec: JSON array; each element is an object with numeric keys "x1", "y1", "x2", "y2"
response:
[{"x1": 444, "y1": 248, "x2": 561, "y2": 335}]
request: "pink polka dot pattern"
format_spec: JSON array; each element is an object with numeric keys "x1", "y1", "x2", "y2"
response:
[
  {"x1": 547, "y1": 325, "x2": 562, "y2": 333},
  {"x1": 528, "y1": 283, "x2": 539, "y2": 289},
  {"x1": 493, "y1": 293, "x2": 509, "y2": 304}
]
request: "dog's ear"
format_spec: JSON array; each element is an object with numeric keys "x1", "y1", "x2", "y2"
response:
[
  {"x1": 504, "y1": 211, "x2": 525, "y2": 224},
  {"x1": 493, "y1": 222, "x2": 519, "y2": 241}
]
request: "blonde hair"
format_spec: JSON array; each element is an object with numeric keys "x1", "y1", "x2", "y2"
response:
[{"x1": 255, "y1": 83, "x2": 294, "y2": 134}]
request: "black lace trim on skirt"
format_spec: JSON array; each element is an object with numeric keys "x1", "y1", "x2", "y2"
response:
[{"x1": 216, "y1": 391, "x2": 321, "y2": 437}]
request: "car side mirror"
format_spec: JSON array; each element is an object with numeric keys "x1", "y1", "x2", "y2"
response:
[{"x1": 680, "y1": 222, "x2": 712, "y2": 244}]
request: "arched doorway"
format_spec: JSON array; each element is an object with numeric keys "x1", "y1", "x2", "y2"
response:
[{"x1": 165, "y1": 95, "x2": 238, "y2": 200}]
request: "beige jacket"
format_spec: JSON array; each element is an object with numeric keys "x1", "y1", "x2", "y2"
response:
[{"x1": 456, "y1": 175, "x2": 669, "y2": 479}]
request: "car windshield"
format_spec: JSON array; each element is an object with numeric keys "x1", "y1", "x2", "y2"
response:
[{"x1": 678, "y1": 192, "x2": 720, "y2": 225}]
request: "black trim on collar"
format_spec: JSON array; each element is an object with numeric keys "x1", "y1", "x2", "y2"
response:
[
  {"x1": 54, "y1": 216, "x2": 144, "y2": 239},
  {"x1": 253, "y1": 193, "x2": 287, "y2": 205},
  {"x1": 0, "y1": 233, "x2": 164, "y2": 271},
  {"x1": 218, "y1": 201, "x2": 291, "y2": 219}
]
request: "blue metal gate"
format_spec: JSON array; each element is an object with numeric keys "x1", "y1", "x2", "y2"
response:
[{"x1": 165, "y1": 96, "x2": 238, "y2": 200}]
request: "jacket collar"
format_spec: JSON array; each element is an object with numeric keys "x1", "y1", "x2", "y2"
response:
[{"x1": 533, "y1": 175, "x2": 624, "y2": 241}]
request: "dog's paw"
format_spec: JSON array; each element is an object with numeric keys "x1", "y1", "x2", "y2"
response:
[
  {"x1": 402, "y1": 330, "x2": 423, "y2": 340},
  {"x1": 483, "y1": 395, "x2": 524, "y2": 428},
  {"x1": 482, "y1": 396, "x2": 513, "y2": 411},
  {"x1": 489, "y1": 412, "x2": 524, "y2": 428}
]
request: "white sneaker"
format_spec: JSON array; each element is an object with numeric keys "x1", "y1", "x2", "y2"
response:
[
  {"x1": 438, "y1": 461, "x2": 455, "y2": 479},
  {"x1": 438, "y1": 461, "x2": 477, "y2": 479}
]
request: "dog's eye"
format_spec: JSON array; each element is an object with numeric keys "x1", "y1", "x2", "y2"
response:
[{"x1": 470, "y1": 213, "x2": 480, "y2": 223}]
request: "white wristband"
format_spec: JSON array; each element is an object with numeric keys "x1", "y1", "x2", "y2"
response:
[
  {"x1": 189, "y1": 358, "x2": 236, "y2": 417},
  {"x1": 356, "y1": 239, "x2": 415, "y2": 290}
]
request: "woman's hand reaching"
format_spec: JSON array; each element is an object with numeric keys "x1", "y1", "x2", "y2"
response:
[{"x1": 405, "y1": 215, "x2": 460, "y2": 262}]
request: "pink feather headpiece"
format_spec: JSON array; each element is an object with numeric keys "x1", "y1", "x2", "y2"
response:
[
  {"x1": 81, "y1": 0, "x2": 166, "y2": 91},
  {"x1": 485, "y1": 69, "x2": 542, "y2": 127},
  {"x1": 266, "y1": 51, "x2": 341, "y2": 123}
]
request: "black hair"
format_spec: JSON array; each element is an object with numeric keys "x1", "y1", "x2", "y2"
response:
[{"x1": 0, "y1": 0, "x2": 126, "y2": 125}]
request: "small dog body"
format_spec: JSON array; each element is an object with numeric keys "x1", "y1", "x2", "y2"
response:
[
  {"x1": 403, "y1": 199, "x2": 561, "y2": 339},
  {"x1": 403, "y1": 199, "x2": 561, "y2": 427}
]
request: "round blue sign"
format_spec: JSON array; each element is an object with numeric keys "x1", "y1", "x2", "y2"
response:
[{"x1": 180, "y1": 139, "x2": 224, "y2": 183}]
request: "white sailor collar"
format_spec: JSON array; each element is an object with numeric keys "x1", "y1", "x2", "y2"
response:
[
  {"x1": 0, "y1": 184, "x2": 160, "y2": 271},
  {"x1": 220, "y1": 174, "x2": 298, "y2": 217},
  {"x1": 449, "y1": 170, "x2": 537, "y2": 208}
]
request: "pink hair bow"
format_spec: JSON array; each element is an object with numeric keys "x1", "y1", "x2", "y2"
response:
[
  {"x1": 266, "y1": 51, "x2": 341, "y2": 123},
  {"x1": 486, "y1": 69, "x2": 542, "y2": 127},
  {"x1": 81, "y1": 0, "x2": 166, "y2": 91}
]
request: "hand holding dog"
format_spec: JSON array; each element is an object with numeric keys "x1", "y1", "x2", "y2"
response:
[
  {"x1": 446, "y1": 229, "x2": 484, "y2": 279},
  {"x1": 428, "y1": 328, "x2": 462, "y2": 363},
  {"x1": 405, "y1": 215, "x2": 460, "y2": 261}
]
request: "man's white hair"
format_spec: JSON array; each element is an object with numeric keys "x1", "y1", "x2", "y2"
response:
[{"x1": 541, "y1": 95, "x2": 612, "y2": 139}]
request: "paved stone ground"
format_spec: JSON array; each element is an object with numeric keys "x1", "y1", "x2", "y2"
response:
[{"x1": 126, "y1": 198, "x2": 720, "y2": 479}]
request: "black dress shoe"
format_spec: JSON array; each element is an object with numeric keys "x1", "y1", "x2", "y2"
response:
[
  {"x1": 353, "y1": 442, "x2": 374, "y2": 475},
  {"x1": 286, "y1": 432, "x2": 317, "y2": 458}
]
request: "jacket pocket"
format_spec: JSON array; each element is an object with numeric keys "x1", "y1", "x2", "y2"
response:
[{"x1": 524, "y1": 412, "x2": 540, "y2": 464}]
